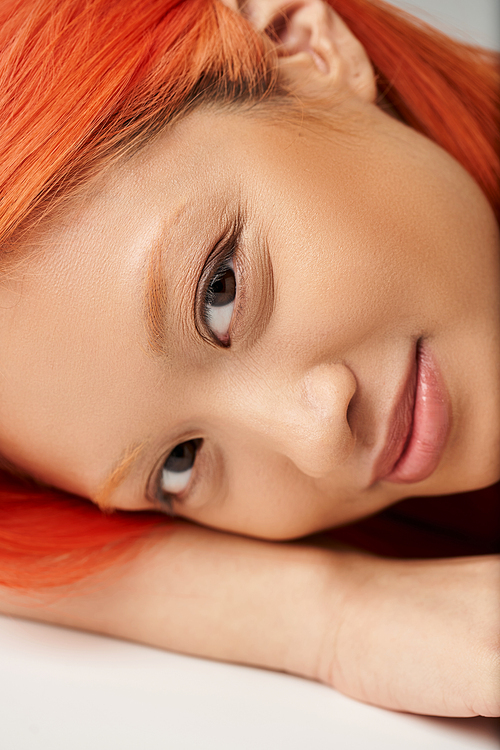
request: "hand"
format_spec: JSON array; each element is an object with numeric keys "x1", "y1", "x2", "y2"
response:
[{"x1": 318, "y1": 553, "x2": 500, "y2": 717}]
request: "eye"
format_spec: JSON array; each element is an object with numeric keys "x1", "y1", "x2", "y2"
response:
[
  {"x1": 197, "y1": 219, "x2": 242, "y2": 347},
  {"x1": 159, "y1": 439, "x2": 200, "y2": 510},
  {"x1": 203, "y1": 258, "x2": 236, "y2": 345}
]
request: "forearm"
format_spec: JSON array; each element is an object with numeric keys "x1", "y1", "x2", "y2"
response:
[
  {"x1": 0, "y1": 521, "x2": 347, "y2": 682},
  {"x1": 1, "y1": 522, "x2": 498, "y2": 718}
]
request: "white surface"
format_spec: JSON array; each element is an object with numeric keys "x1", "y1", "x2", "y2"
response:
[{"x1": 1, "y1": 615, "x2": 498, "y2": 750}]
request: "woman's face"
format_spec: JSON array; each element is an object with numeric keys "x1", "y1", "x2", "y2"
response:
[{"x1": 0, "y1": 98, "x2": 499, "y2": 539}]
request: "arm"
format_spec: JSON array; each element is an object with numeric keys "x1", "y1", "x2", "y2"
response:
[{"x1": 0, "y1": 520, "x2": 498, "y2": 717}]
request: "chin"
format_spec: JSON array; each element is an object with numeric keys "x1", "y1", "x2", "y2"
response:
[{"x1": 465, "y1": 464, "x2": 500, "y2": 492}]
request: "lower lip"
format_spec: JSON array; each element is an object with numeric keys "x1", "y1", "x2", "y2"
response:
[{"x1": 383, "y1": 344, "x2": 450, "y2": 484}]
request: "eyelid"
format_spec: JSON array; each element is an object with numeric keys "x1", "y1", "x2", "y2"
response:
[
  {"x1": 148, "y1": 437, "x2": 202, "y2": 515},
  {"x1": 194, "y1": 217, "x2": 243, "y2": 347},
  {"x1": 194, "y1": 216, "x2": 275, "y2": 351},
  {"x1": 149, "y1": 437, "x2": 222, "y2": 516}
]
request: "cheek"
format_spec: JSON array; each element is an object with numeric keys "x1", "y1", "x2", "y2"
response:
[
  {"x1": 271, "y1": 219, "x2": 415, "y2": 353},
  {"x1": 267, "y1": 181, "x2": 430, "y2": 350},
  {"x1": 181, "y1": 448, "x2": 336, "y2": 540}
]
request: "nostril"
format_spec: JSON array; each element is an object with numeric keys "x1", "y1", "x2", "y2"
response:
[{"x1": 346, "y1": 387, "x2": 357, "y2": 429}]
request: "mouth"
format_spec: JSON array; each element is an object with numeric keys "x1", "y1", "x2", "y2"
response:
[{"x1": 372, "y1": 340, "x2": 450, "y2": 485}]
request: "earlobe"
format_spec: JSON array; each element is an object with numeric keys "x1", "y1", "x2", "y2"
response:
[{"x1": 225, "y1": 0, "x2": 377, "y2": 103}]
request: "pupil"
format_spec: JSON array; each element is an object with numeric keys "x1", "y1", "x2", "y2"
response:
[
  {"x1": 166, "y1": 440, "x2": 197, "y2": 473},
  {"x1": 211, "y1": 267, "x2": 235, "y2": 307}
]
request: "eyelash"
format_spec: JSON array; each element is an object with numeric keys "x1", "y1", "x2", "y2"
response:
[
  {"x1": 195, "y1": 220, "x2": 242, "y2": 347},
  {"x1": 154, "y1": 221, "x2": 244, "y2": 513},
  {"x1": 154, "y1": 438, "x2": 203, "y2": 516}
]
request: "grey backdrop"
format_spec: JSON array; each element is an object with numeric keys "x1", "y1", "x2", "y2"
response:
[{"x1": 389, "y1": 0, "x2": 499, "y2": 49}]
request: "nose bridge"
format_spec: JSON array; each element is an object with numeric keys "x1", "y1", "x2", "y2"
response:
[{"x1": 229, "y1": 360, "x2": 357, "y2": 478}]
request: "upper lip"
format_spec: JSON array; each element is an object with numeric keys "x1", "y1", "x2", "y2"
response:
[{"x1": 370, "y1": 344, "x2": 418, "y2": 485}]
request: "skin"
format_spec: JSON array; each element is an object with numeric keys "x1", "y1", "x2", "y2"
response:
[
  {"x1": 1, "y1": 0, "x2": 498, "y2": 539},
  {"x1": 0, "y1": 95, "x2": 498, "y2": 540}
]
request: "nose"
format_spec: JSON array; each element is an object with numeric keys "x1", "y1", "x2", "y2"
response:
[{"x1": 231, "y1": 362, "x2": 357, "y2": 478}]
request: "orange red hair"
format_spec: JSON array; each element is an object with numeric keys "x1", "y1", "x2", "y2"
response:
[{"x1": 0, "y1": 0, "x2": 498, "y2": 590}]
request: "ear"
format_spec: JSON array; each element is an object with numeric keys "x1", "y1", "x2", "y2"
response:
[{"x1": 222, "y1": 0, "x2": 376, "y2": 103}]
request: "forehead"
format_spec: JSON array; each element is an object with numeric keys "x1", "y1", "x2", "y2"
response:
[{"x1": 38, "y1": 107, "x2": 331, "y2": 276}]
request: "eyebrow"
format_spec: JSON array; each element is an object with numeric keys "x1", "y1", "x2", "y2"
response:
[
  {"x1": 144, "y1": 202, "x2": 188, "y2": 356},
  {"x1": 94, "y1": 442, "x2": 147, "y2": 511},
  {"x1": 95, "y1": 204, "x2": 189, "y2": 508}
]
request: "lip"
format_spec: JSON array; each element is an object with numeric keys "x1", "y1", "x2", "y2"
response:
[{"x1": 372, "y1": 341, "x2": 450, "y2": 485}]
